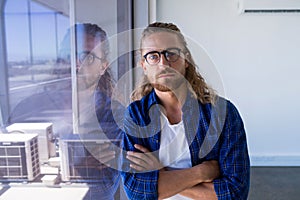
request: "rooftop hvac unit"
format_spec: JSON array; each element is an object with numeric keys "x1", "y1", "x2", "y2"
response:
[
  {"x1": 0, "y1": 134, "x2": 40, "y2": 181},
  {"x1": 59, "y1": 133, "x2": 120, "y2": 183},
  {"x1": 6, "y1": 123, "x2": 56, "y2": 164}
]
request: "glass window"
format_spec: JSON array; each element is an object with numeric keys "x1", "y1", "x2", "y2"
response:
[
  {"x1": 5, "y1": 1, "x2": 71, "y2": 127},
  {"x1": 2, "y1": 0, "x2": 131, "y2": 134},
  {"x1": 0, "y1": 1, "x2": 150, "y2": 198}
]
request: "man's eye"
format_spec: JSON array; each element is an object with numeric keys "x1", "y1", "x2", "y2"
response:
[
  {"x1": 148, "y1": 54, "x2": 159, "y2": 60},
  {"x1": 79, "y1": 53, "x2": 88, "y2": 60},
  {"x1": 166, "y1": 52, "x2": 176, "y2": 57},
  {"x1": 86, "y1": 54, "x2": 94, "y2": 61}
]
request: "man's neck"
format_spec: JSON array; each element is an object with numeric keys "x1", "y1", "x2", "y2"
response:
[
  {"x1": 154, "y1": 83, "x2": 187, "y2": 124},
  {"x1": 78, "y1": 83, "x2": 97, "y2": 96}
]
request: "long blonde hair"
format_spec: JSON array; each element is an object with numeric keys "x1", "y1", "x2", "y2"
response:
[
  {"x1": 131, "y1": 22, "x2": 216, "y2": 104},
  {"x1": 58, "y1": 23, "x2": 114, "y2": 96}
]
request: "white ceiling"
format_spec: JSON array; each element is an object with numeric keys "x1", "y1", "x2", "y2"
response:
[{"x1": 32, "y1": 0, "x2": 117, "y2": 32}]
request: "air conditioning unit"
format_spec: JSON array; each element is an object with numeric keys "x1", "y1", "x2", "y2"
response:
[
  {"x1": 0, "y1": 134, "x2": 40, "y2": 181},
  {"x1": 59, "y1": 133, "x2": 120, "y2": 183},
  {"x1": 237, "y1": 0, "x2": 300, "y2": 14},
  {"x1": 6, "y1": 123, "x2": 56, "y2": 164}
]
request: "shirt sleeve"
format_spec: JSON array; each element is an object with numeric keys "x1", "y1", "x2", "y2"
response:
[
  {"x1": 95, "y1": 90, "x2": 123, "y2": 141},
  {"x1": 120, "y1": 107, "x2": 159, "y2": 200},
  {"x1": 213, "y1": 101, "x2": 250, "y2": 200}
]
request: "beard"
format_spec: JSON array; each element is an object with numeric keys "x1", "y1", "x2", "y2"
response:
[
  {"x1": 151, "y1": 73, "x2": 186, "y2": 92},
  {"x1": 152, "y1": 83, "x2": 171, "y2": 92},
  {"x1": 77, "y1": 74, "x2": 99, "y2": 91},
  {"x1": 152, "y1": 81, "x2": 185, "y2": 92}
]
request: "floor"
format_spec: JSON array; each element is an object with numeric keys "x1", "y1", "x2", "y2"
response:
[
  {"x1": 248, "y1": 167, "x2": 300, "y2": 200},
  {"x1": 0, "y1": 167, "x2": 299, "y2": 199}
]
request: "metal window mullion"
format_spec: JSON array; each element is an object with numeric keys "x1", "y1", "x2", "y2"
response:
[
  {"x1": 0, "y1": 0, "x2": 9, "y2": 128},
  {"x1": 69, "y1": 0, "x2": 78, "y2": 134}
]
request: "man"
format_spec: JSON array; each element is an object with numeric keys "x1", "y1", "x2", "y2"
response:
[
  {"x1": 121, "y1": 22, "x2": 250, "y2": 200},
  {"x1": 58, "y1": 23, "x2": 123, "y2": 199}
]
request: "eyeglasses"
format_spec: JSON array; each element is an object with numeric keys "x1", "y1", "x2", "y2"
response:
[
  {"x1": 78, "y1": 51, "x2": 104, "y2": 66},
  {"x1": 143, "y1": 48, "x2": 182, "y2": 65}
]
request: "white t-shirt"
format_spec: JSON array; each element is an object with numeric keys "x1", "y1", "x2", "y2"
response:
[{"x1": 159, "y1": 113, "x2": 192, "y2": 200}]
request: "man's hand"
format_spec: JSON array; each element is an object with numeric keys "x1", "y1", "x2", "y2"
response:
[
  {"x1": 158, "y1": 160, "x2": 220, "y2": 199},
  {"x1": 126, "y1": 144, "x2": 163, "y2": 171},
  {"x1": 87, "y1": 143, "x2": 116, "y2": 169}
]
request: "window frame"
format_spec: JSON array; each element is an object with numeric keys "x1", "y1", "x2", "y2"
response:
[{"x1": 0, "y1": 0, "x2": 152, "y2": 130}]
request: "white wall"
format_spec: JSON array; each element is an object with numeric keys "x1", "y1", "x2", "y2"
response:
[{"x1": 156, "y1": 0, "x2": 300, "y2": 166}]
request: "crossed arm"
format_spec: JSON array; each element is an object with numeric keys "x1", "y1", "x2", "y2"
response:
[
  {"x1": 126, "y1": 144, "x2": 219, "y2": 199},
  {"x1": 122, "y1": 101, "x2": 250, "y2": 200}
]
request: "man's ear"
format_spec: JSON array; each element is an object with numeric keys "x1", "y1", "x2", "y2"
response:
[
  {"x1": 99, "y1": 61, "x2": 109, "y2": 75},
  {"x1": 140, "y1": 60, "x2": 148, "y2": 75},
  {"x1": 185, "y1": 53, "x2": 189, "y2": 68},
  {"x1": 185, "y1": 60, "x2": 189, "y2": 68}
]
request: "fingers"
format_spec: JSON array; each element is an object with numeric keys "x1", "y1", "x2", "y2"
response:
[
  {"x1": 126, "y1": 144, "x2": 163, "y2": 171},
  {"x1": 99, "y1": 143, "x2": 111, "y2": 151},
  {"x1": 85, "y1": 143, "x2": 117, "y2": 166},
  {"x1": 129, "y1": 163, "x2": 148, "y2": 171},
  {"x1": 127, "y1": 151, "x2": 151, "y2": 171},
  {"x1": 133, "y1": 144, "x2": 157, "y2": 161},
  {"x1": 97, "y1": 150, "x2": 115, "y2": 159},
  {"x1": 97, "y1": 151, "x2": 116, "y2": 164},
  {"x1": 127, "y1": 151, "x2": 150, "y2": 166},
  {"x1": 127, "y1": 151, "x2": 158, "y2": 166},
  {"x1": 134, "y1": 144, "x2": 150, "y2": 153},
  {"x1": 85, "y1": 159, "x2": 110, "y2": 170},
  {"x1": 86, "y1": 152, "x2": 115, "y2": 164},
  {"x1": 89, "y1": 142, "x2": 116, "y2": 158},
  {"x1": 126, "y1": 154, "x2": 149, "y2": 171}
]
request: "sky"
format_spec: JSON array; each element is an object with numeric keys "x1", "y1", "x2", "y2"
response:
[{"x1": 4, "y1": 0, "x2": 69, "y2": 62}]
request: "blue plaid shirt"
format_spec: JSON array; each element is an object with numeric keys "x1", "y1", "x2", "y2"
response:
[{"x1": 121, "y1": 89, "x2": 250, "y2": 200}]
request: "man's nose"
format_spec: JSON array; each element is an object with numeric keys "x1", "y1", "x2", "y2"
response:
[
  {"x1": 158, "y1": 54, "x2": 169, "y2": 66},
  {"x1": 76, "y1": 58, "x2": 81, "y2": 72}
]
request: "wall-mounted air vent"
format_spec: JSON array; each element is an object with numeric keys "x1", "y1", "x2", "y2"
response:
[{"x1": 237, "y1": 0, "x2": 300, "y2": 14}]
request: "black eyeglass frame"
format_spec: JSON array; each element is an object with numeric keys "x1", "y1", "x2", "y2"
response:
[
  {"x1": 78, "y1": 51, "x2": 105, "y2": 66},
  {"x1": 143, "y1": 47, "x2": 182, "y2": 65}
]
